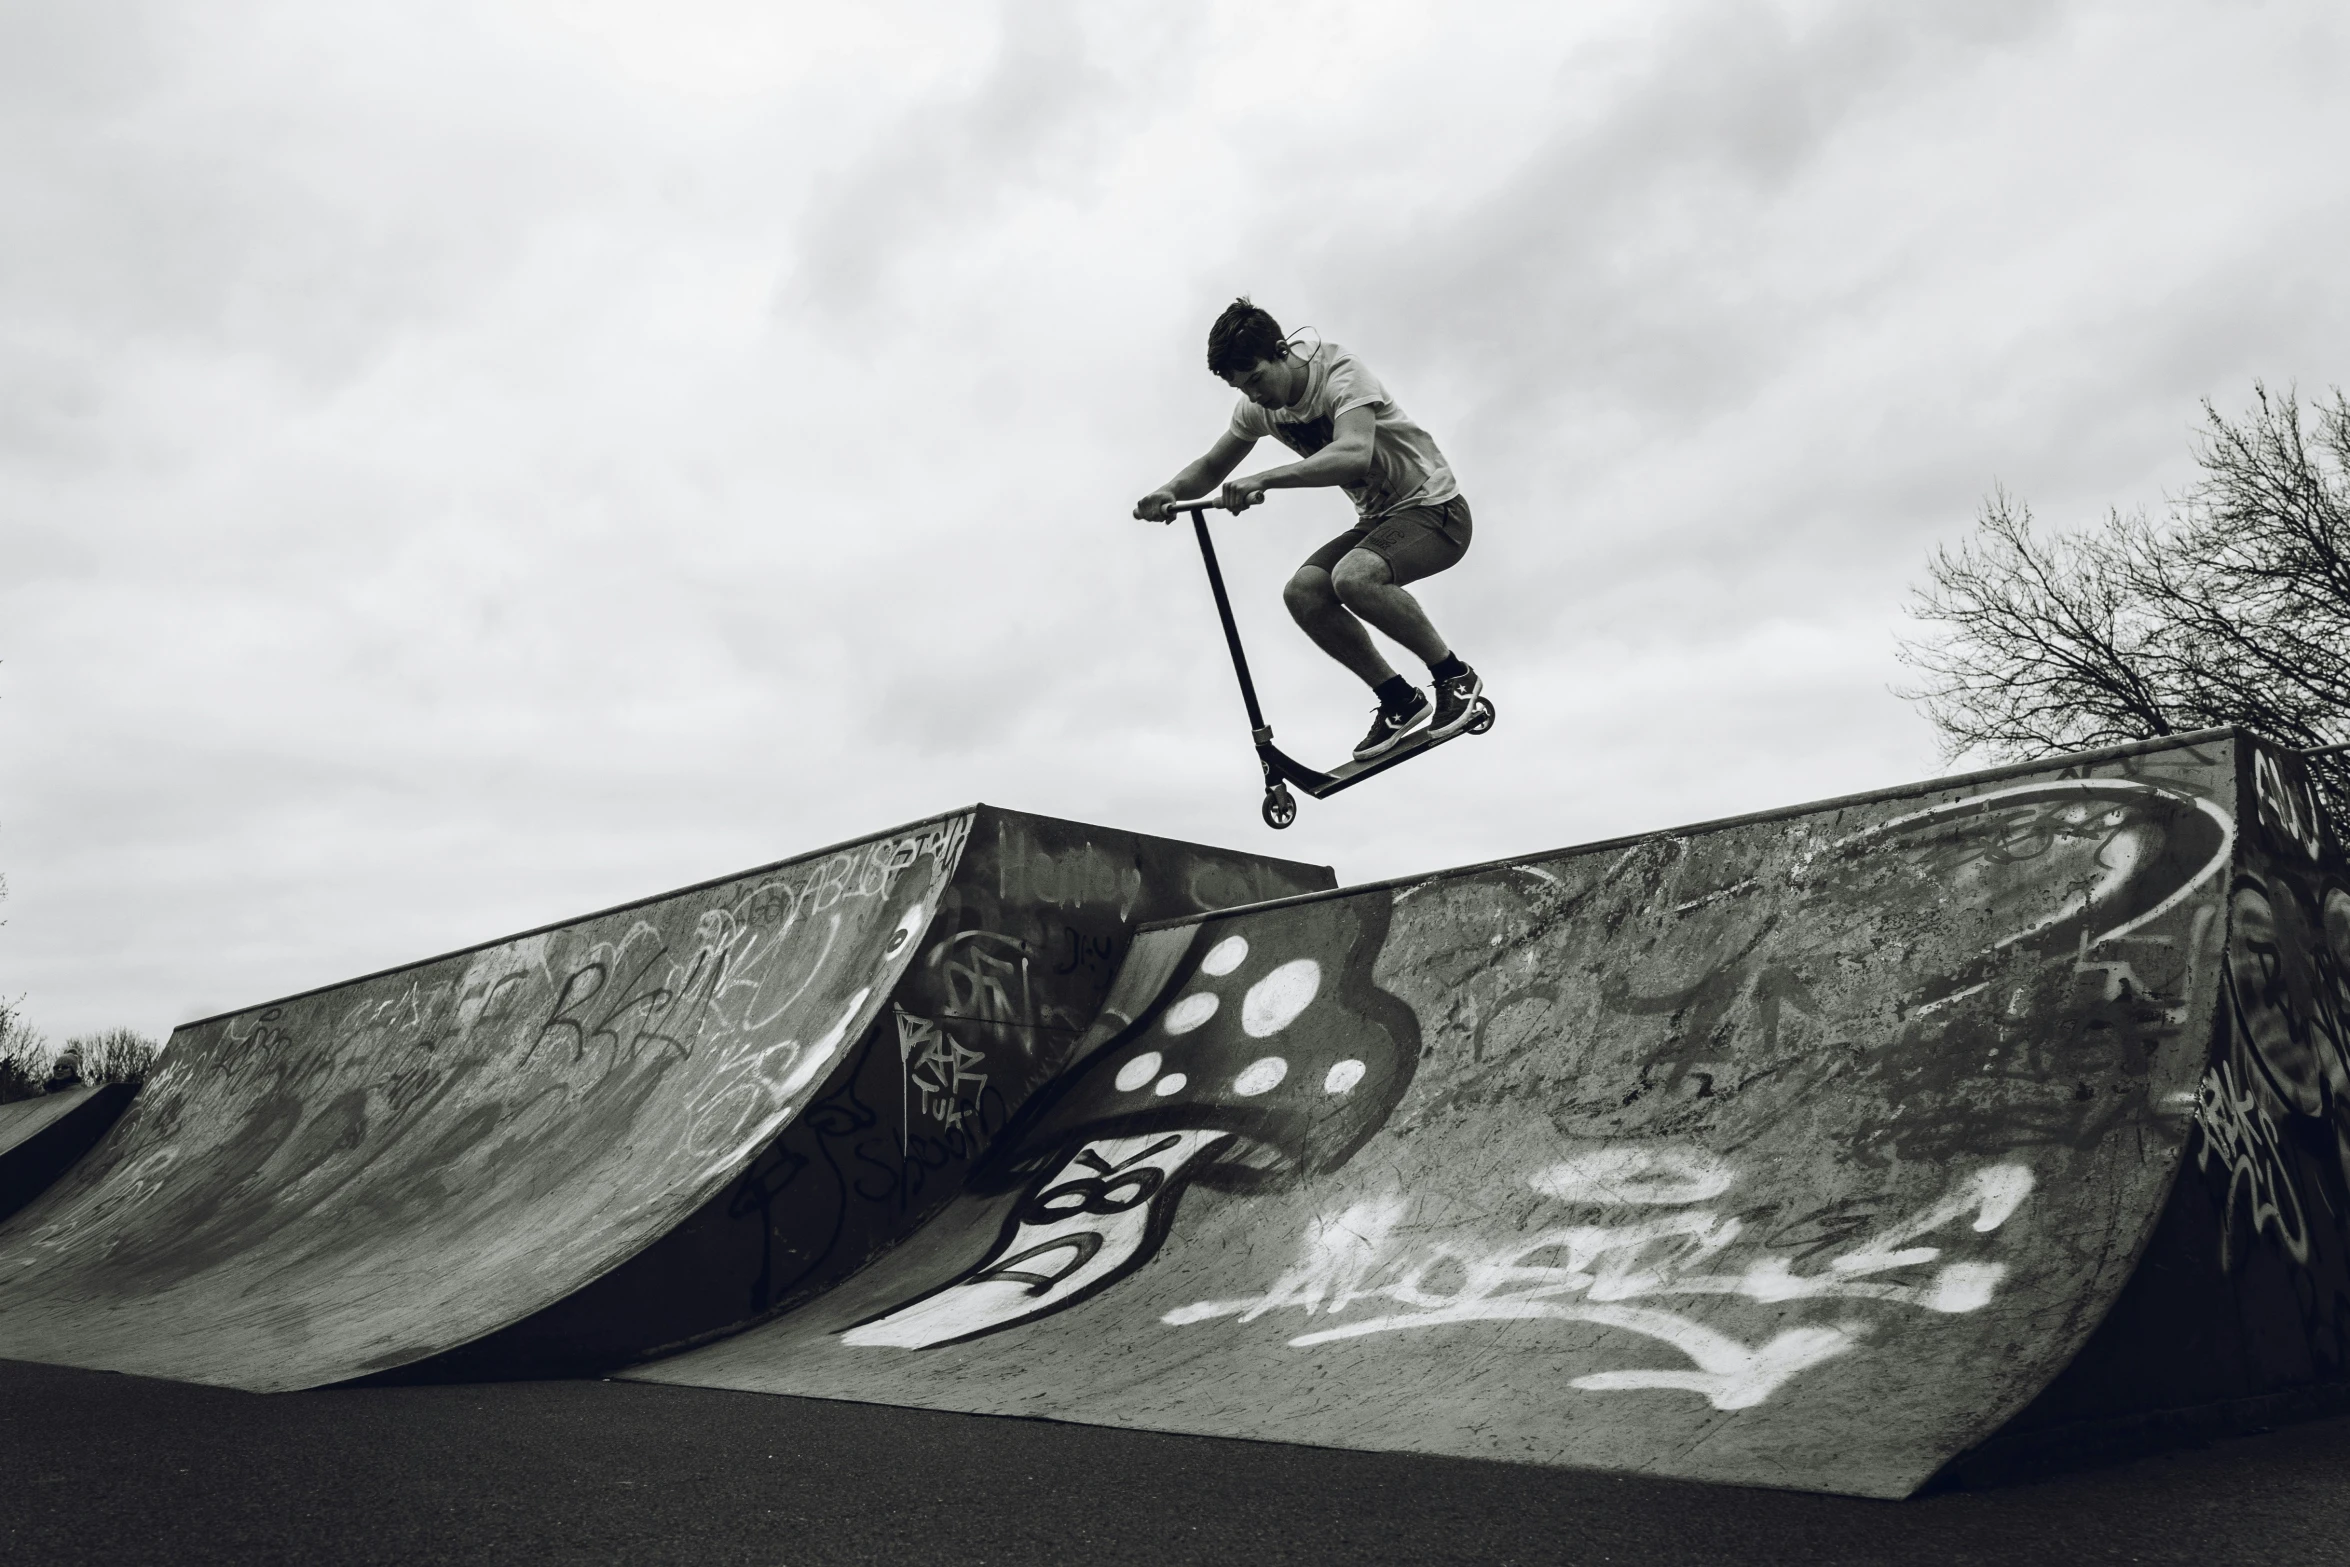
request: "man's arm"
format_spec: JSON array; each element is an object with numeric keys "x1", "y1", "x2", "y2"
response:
[
  {"x1": 1218, "y1": 405, "x2": 1376, "y2": 511},
  {"x1": 1135, "y1": 430, "x2": 1257, "y2": 520}
]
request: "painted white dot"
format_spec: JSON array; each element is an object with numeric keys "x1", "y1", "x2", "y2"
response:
[
  {"x1": 780, "y1": 988, "x2": 871, "y2": 1096},
  {"x1": 1324, "y1": 1059, "x2": 1366, "y2": 1094},
  {"x1": 1153, "y1": 1073, "x2": 1189, "y2": 1096},
  {"x1": 1241, "y1": 959, "x2": 1321, "y2": 1037},
  {"x1": 1115, "y1": 1052, "x2": 1163, "y2": 1092},
  {"x1": 1200, "y1": 935, "x2": 1249, "y2": 976},
  {"x1": 1233, "y1": 1057, "x2": 1288, "y2": 1096},
  {"x1": 882, "y1": 904, "x2": 927, "y2": 961},
  {"x1": 1164, "y1": 993, "x2": 1220, "y2": 1034}
]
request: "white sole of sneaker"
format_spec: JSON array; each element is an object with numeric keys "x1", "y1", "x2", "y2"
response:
[
  {"x1": 1427, "y1": 684, "x2": 1485, "y2": 739},
  {"x1": 1354, "y1": 706, "x2": 1432, "y2": 760}
]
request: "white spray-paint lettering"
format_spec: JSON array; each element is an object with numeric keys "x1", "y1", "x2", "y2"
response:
[
  {"x1": 1164, "y1": 1151, "x2": 2033, "y2": 1411},
  {"x1": 2194, "y1": 1058, "x2": 2310, "y2": 1265}
]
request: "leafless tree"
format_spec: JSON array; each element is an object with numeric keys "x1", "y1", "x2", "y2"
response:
[
  {"x1": 1899, "y1": 384, "x2": 2350, "y2": 820},
  {"x1": 0, "y1": 999, "x2": 51, "y2": 1103},
  {"x1": 65, "y1": 1028, "x2": 161, "y2": 1088},
  {"x1": 0, "y1": 877, "x2": 159, "y2": 1099}
]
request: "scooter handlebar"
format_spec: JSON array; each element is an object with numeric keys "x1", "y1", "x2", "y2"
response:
[{"x1": 1159, "y1": 493, "x2": 1265, "y2": 520}]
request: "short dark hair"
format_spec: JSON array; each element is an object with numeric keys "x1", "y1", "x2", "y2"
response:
[{"x1": 1206, "y1": 297, "x2": 1287, "y2": 376}]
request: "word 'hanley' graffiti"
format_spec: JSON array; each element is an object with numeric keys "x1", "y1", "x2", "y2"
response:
[{"x1": 1165, "y1": 1150, "x2": 2032, "y2": 1411}]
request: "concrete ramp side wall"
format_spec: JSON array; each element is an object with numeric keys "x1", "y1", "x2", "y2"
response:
[
  {"x1": 1958, "y1": 736, "x2": 2350, "y2": 1471},
  {"x1": 0, "y1": 1086, "x2": 137, "y2": 1223},
  {"x1": 0, "y1": 1087, "x2": 117, "y2": 1164},
  {"x1": 395, "y1": 811, "x2": 1335, "y2": 1378},
  {"x1": 636, "y1": 738, "x2": 2242, "y2": 1499},
  {"x1": 0, "y1": 813, "x2": 982, "y2": 1391}
]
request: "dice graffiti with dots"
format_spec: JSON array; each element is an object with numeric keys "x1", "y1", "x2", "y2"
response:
[
  {"x1": 1001, "y1": 892, "x2": 1420, "y2": 1190},
  {"x1": 839, "y1": 894, "x2": 1419, "y2": 1350}
]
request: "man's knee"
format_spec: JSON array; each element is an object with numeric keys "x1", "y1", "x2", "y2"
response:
[
  {"x1": 1330, "y1": 548, "x2": 1392, "y2": 607},
  {"x1": 1284, "y1": 566, "x2": 1337, "y2": 620}
]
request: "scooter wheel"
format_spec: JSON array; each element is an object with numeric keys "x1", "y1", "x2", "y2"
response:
[
  {"x1": 1261, "y1": 786, "x2": 1298, "y2": 830},
  {"x1": 1465, "y1": 697, "x2": 1496, "y2": 735}
]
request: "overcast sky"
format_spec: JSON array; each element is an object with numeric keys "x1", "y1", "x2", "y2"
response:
[{"x1": 6, "y1": 0, "x2": 2349, "y2": 1041}]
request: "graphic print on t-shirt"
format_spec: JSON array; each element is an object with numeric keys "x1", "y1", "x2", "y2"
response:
[
  {"x1": 1228, "y1": 343, "x2": 1458, "y2": 518},
  {"x1": 1271, "y1": 416, "x2": 1333, "y2": 459}
]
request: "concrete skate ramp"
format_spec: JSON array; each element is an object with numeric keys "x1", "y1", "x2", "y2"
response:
[
  {"x1": 0, "y1": 807, "x2": 1328, "y2": 1391},
  {"x1": 641, "y1": 732, "x2": 2350, "y2": 1497},
  {"x1": 0, "y1": 1086, "x2": 135, "y2": 1222}
]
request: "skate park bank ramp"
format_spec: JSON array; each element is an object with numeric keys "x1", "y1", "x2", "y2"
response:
[
  {"x1": 0, "y1": 1085, "x2": 135, "y2": 1223},
  {"x1": 638, "y1": 730, "x2": 2350, "y2": 1498},
  {"x1": 0, "y1": 807, "x2": 1329, "y2": 1391}
]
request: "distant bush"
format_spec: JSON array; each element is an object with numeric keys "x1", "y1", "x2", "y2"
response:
[
  {"x1": 0, "y1": 1012, "x2": 159, "y2": 1102},
  {"x1": 0, "y1": 1001, "x2": 53, "y2": 1103},
  {"x1": 64, "y1": 1028, "x2": 161, "y2": 1088}
]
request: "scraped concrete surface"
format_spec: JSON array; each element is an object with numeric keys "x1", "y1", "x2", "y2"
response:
[{"x1": 642, "y1": 738, "x2": 2272, "y2": 1497}]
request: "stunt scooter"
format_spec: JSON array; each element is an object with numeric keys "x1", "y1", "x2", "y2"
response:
[{"x1": 1165, "y1": 495, "x2": 1495, "y2": 829}]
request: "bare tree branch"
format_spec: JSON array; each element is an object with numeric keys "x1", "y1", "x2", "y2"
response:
[{"x1": 1897, "y1": 386, "x2": 2350, "y2": 820}]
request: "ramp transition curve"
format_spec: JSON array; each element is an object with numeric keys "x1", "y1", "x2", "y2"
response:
[
  {"x1": 0, "y1": 1086, "x2": 135, "y2": 1224},
  {"x1": 637, "y1": 731, "x2": 2350, "y2": 1497},
  {"x1": 0, "y1": 807, "x2": 1328, "y2": 1390}
]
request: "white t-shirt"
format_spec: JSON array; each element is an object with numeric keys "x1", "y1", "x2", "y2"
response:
[{"x1": 1228, "y1": 342, "x2": 1459, "y2": 519}]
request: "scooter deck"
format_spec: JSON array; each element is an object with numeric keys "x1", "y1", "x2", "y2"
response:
[{"x1": 1263, "y1": 720, "x2": 1465, "y2": 799}]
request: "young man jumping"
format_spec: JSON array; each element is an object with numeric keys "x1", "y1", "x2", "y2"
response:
[{"x1": 1135, "y1": 298, "x2": 1483, "y2": 761}]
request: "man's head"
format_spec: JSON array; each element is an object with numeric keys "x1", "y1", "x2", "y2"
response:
[{"x1": 1207, "y1": 297, "x2": 1305, "y2": 408}]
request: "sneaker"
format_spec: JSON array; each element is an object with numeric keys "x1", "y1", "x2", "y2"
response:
[
  {"x1": 1353, "y1": 689, "x2": 1432, "y2": 760},
  {"x1": 1428, "y1": 665, "x2": 1485, "y2": 739}
]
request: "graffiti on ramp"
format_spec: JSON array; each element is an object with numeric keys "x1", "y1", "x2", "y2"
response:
[
  {"x1": 836, "y1": 774, "x2": 2231, "y2": 1417},
  {"x1": 844, "y1": 893, "x2": 1417, "y2": 1347}
]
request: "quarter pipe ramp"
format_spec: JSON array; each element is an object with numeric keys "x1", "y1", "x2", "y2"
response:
[
  {"x1": 0, "y1": 1085, "x2": 135, "y2": 1223},
  {"x1": 0, "y1": 807, "x2": 1328, "y2": 1390},
  {"x1": 636, "y1": 731, "x2": 2350, "y2": 1497}
]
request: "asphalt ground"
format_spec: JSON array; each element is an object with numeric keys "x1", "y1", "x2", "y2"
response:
[{"x1": 3, "y1": 1357, "x2": 2345, "y2": 1566}]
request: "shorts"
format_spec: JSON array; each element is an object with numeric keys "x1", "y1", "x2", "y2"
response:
[{"x1": 1300, "y1": 494, "x2": 1473, "y2": 587}]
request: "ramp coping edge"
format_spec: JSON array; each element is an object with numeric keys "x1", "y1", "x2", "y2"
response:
[
  {"x1": 171, "y1": 805, "x2": 985, "y2": 1033},
  {"x1": 1137, "y1": 725, "x2": 2249, "y2": 933}
]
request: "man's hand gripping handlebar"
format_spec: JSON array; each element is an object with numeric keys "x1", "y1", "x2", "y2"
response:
[{"x1": 1134, "y1": 482, "x2": 1269, "y2": 524}]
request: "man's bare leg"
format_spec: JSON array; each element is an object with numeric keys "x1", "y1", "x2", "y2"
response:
[
  {"x1": 1283, "y1": 566, "x2": 1399, "y2": 688},
  {"x1": 1329, "y1": 549, "x2": 1449, "y2": 666}
]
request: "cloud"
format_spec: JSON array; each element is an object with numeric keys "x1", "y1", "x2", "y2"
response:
[
  {"x1": 1332, "y1": 2, "x2": 2060, "y2": 422},
  {"x1": 4, "y1": 0, "x2": 2350, "y2": 1038},
  {"x1": 782, "y1": 0, "x2": 1178, "y2": 317}
]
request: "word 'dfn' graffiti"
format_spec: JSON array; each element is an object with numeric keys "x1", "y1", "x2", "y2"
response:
[
  {"x1": 1168, "y1": 1148, "x2": 2034, "y2": 1410},
  {"x1": 844, "y1": 896, "x2": 1416, "y2": 1348}
]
